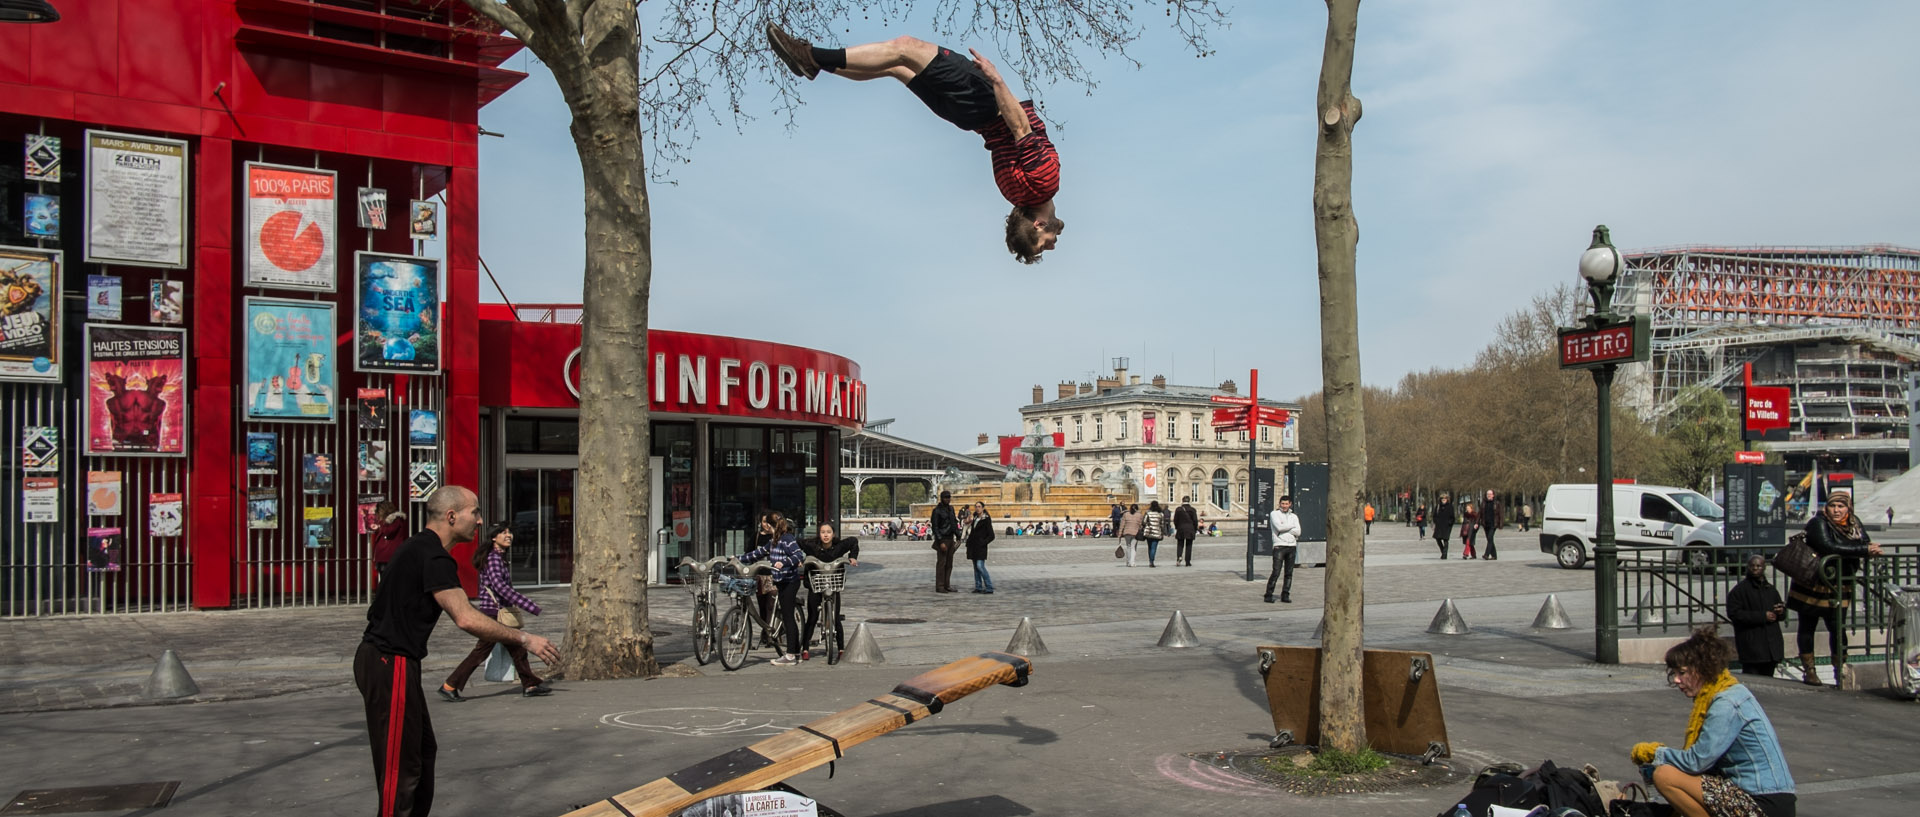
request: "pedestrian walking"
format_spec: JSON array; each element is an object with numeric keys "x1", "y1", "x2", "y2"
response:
[
  {"x1": 931, "y1": 491, "x2": 960, "y2": 593},
  {"x1": 1727, "y1": 554, "x2": 1786, "y2": 678},
  {"x1": 1118, "y1": 504, "x2": 1145, "y2": 567},
  {"x1": 1432, "y1": 493, "x2": 1456, "y2": 559},
  {"x1": 1265, "y1": 495, "x2": 1301, "y2": 603},
  {"x1": 1173, "y1": 496, "x2": 1200, "y2": 566},
  {"x1": 1415, "y1": 503, "x2": 1428, "y2": 540},
  {"x1": 966, "y1": 502, "x2": 996, "y2": 593},
  {"x1": 1363, "y1": 502, "x2": 1376, "y2": 535},
  {"x1": 1479, "y1": 489, "x2": 1503, "y2": 561},
  {"x1": 1888, "y1": 506, "x2": 1896, "y2": 527},
  {"x1": 1460, "y1": 504, "x2": 1479, "y2": 559},
  {"x1": 1109, "y1": 502, "x2": 1124, "y2": 538},
  {"x1": 765, "y1": 25, "x2": 1063, "y2": 263},
  {"x1": 369, "y1": 500, "x2": 408, "y2": 578},
  {"x1": 439, "y1": 524, "x2": 552, "y2": 700},
  {"x1": 1520, "y1": 501, "x2": 1534, "y2": 532},
  {"x1": 354, "y1": 486, "x2": 559, "y2": 817},
  {"x1": 1141, "y1": 500, "x2": 1170, "y2": 567}
]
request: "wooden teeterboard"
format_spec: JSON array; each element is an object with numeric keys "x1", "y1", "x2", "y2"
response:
[
  {"x1": 1258, "y1": 645, "x2": 1450, "y2": 758},
  {"x1": 562, "y1": 652, "x2": 1034, "y2": 817}
]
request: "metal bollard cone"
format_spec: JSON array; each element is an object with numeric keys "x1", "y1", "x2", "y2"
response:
[
  {"x1": 842, "y1": 622, "x2": 886, "y2": 664},
  {"x1": 1427, "y1": 599, "x2": 1471, "y2": 635},
  {"x1": 1312, "y1": 616, "x2": 1325, "y2": 641},
  {"x1": 1156, "y1": 610, "x2": 1200, "y2": 648},
  {"x1": 142, "y1": 648, "x2": 200, "y2": 699},
  {"x1": 1532, "y1": 594, "x2": 1575, "y2": 629},
  {"x1": 1630, "y1": 592, "x2": 1665, "y2": 626},
  {"x1": 1005, "y1": 616, "x2": 1050, "y2": 657}
]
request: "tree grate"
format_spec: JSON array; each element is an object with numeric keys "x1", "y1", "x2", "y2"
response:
[{"x1": 3, "y1": 782, "x2": 179, "y2": 814}]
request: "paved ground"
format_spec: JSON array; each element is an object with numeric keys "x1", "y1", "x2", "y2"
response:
[{"x1": 4, "y1": 523, "x2": 1916, "y2": 816}]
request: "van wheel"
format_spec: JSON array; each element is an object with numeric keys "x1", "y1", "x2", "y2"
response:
[
  {"x1": 1555, "y1": 538, "x2": 1587, "y2": 570},
  {"x1": 1684, "y1": 543, "x2": 1714, "y2": 570}
]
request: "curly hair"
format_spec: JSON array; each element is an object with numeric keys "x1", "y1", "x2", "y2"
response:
[
  {"x1": 1664, "y1": 623, "x2": 1732, "y2": 680},
  {"x1": 1004, "y1": 206, "x2": 1063, "y2": 264}
]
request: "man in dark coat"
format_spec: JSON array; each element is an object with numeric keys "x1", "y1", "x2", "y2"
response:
[
  {"x1": 1109, "y1": 503, "x2": 1124, "y2": 538},
  {"x1": 1432, "y1": 494, "x2": 1457, "y2": 559},
  {"x1": 1478, "y1": 490, "x2": 1504, "y2": 561},
  {"x1": 931, "y1": 491, "x2": 960, "y2": 593},
  {"x1": 1173, "y1": 497, "x2": 1201, "y2": 566},
  {"x1": 1726, "y1": 554, "x2": 1786, "y2": 677}
]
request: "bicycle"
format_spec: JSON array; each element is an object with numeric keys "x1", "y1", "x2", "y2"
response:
[
  {"x1": 715, "y1": 560, "x2": 789, "y2": 670},
  {"x1": 802, "y1": 554, "x2": 852, "y2": 665},
  {"x1": 676, "y1": 556, "x2": 731, "y2": 666}
]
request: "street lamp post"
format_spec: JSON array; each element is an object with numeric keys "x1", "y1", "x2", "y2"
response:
[{"x1": 1578, "y1": 225, "x2": 1626, "y2": 664}]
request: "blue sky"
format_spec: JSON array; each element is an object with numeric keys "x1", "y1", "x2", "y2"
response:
[{"x1": 474, "y1": 1, "x2": 1920, "y2": 452}]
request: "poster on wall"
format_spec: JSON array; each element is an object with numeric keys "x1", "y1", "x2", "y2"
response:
[
  {"x1": 86, "y1": 274, "x2": 121, "y2": 320},
  {"x1": 303, "y1": 507, "x2": 335, "y2": 549},
  {"x1": 408, "y1": 460, "x2": 439, "y2": 501},
  {"x1": 0, "y1": 245, "x2": 61, "y2": 382},
  {"x1": 24, "y1": 194, "x2": 59, "y2": 237},
  {"x1": 22, "y1": 426, "x2": 58, "y2": 472},
  {"x1": 84, "y1": 325, "x2": 187, "y2": 457},
  {"x1": 87, "y1": 527, "x2": 125, "y2": 572},
  {"x1": 408, "y1": 200, "x2": 437, "y2": 240},
  {"x1": 246, "y1": 431, "x2": 279, "y2": 475},
  {"x1": 354, "y1": 252, "x2": 440, "y2": 374},
  {"x1": 86, "y1": 470, "x2": 122, "y2": 516},
  {"x1": 243, "y1": 297, "x2": 336, "y2": 422},
  {"x1": 25, "y1": 134, "x2": 61, "y2": 182},
  {"x1": 357, "y1": 495, "x2": 384, "y2": 534},
  {"x1": 358, "y1": 440, "x2": 388, "y2": 482},
  {"x1": 301, "y1": 453, "x2": 335, "y2": 495},
  {"x1": 150, "y1": 280, "x2": 184, "y2": 324},
  {"x1": 408, "y1": 410, "x2": 439, "y2": 449},
  {"x1": 149, "y1": 493, "x2": 183, "y2": 537},
  {"x1": 247, "y1": 487, "x2": 280, "y2": 530},
  {"x1": 357, "y1": 387, "x2": 389, "y2": 430},
  {"x1": 85, "y1": 130, "x2": 189, "y2": 268},
  {"x1": 356, "y1": 187, "x2": 387, "y2": 230},
  {"x1": 23, "y1": 477, "x2": 58, "y2": 523},
  {"x1": 243, "y1": 163, "x2": 338, "y2": 290}
]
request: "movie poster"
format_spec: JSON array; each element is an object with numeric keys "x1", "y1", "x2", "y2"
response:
[
  {"x1": 243, "y1": 163, "x2": 337, "y2": 290},
  {"x1": 23, "y1": 194, "x2": 59, "y2": 237},
  {"x1": 84, "y1": 325, "x2": 187, "y2": 456},
  {"x1": 303, "y1": 506, "x2": 335, "y2": 549},
  {"x1": 357, "y1": 495, "x2": 384, "y2": 534},
  {"x1": 356, "y1": 187, "x2": 387, "y2": 230},
  {"x1": 85, "y1": 131, "x2": 188, "y2": 268},
  {"x1": 87, "y1": 470, "x2": 122, "y2": 516},
  {"x1": 408, "y1": 200, "x2": 437, "y2": 240},
  {"x1": 357, "y1": 387, "x2": 389, "y2": 430},
  {"x1": 246, "y1": 432, "x2": 279, "y2": 475},
  {"x1": 408, "y1": 460, "x2": 439, "y2": 501},
  {"x1": 243, "y1": 298, "x2": 336, "y2": 422},
  {"x1": 86, "y1": 274, "x2": 121, "y2": 320},
  {"x1": 408, "y1": 410, "x2": 439, "y2": 449},
  {"x1": 354, "y1": 252, "x2": 440, "y2": 374},
  {"x1": 247, "y1": 488, "x2": 279, "y2": 530},
  {"x1": 23, "y1": 477, "x2": 58, "y2": 523},
  {"x1": 25, "y1": 134, "x2": 61, "y2": 182},
  {"x1": 22, "y1": 426, "x2": 58, "y2": 472},
  {"x1": 149, "y1": 493, "x2": 184, "y2": 537},
  {"x1": 302, "y1": 452, "x2": 335, "y2": 495},
  {"x1": 150, "y1": 279, "x2": 184, "y2": 324},
  {"x1": 358, "y1": 440, "x2": 388, "y2": 482},
  {"x1": 87, "y1": 527, "x2": 125, "y2": 572},
  {"x1": 0, "y1": 245, "x2": 61, "y2": 382}
]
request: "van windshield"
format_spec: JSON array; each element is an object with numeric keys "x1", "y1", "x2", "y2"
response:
[{"x1": 1667, "y1": 491, "x2": 1723, "y2": 521}]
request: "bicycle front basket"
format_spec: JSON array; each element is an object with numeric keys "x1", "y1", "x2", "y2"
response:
[{"x1": 807, "y1": 566, "x2": 846, "y2": 594}]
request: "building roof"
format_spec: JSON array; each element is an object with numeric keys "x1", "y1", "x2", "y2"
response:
[
  {"x1": 1627, "y1": 244, "x2": 1920, "y2": 260},
  {"x1": 1020, "y1": 382, "x2": 1299, "y2": 414}
]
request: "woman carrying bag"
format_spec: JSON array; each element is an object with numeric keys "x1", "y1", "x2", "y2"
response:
[
  {"x1": 1786, "y1": 490, "x2": 1883, "y2": 688},
  {"x1": 1140, "y1": 500, "x2": 1170, "y2": 568},
  {"x1": 440, "y1": 524, "x2": 552, "y2": 700}
]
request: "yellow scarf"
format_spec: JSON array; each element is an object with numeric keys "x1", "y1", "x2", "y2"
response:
[{"x1": 1683, "y1": 670, "x2": 1738, "y2": 749}]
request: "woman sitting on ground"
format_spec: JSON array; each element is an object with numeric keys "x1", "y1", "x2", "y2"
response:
[{"x1": 1631, "y1": 624, "x2": 1795, "y2": 817}]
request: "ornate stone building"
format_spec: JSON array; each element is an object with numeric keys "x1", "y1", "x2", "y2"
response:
[{"x1": 1016, "y1": 362, "x2": 1302, "y2": 516}]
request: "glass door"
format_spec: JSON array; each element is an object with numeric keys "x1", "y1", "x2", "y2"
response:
[{"x1": 504, "y1": 468, "x2": 576, "y2": 586}]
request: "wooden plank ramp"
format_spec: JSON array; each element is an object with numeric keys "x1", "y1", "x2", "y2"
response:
[{"x1": 562, "y1": 652, "x2": 1035, "y2": 817}]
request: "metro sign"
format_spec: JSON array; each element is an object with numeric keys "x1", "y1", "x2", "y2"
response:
[{"x1": 1558, "y1": 315, "x2": 1650, "y2": 369}]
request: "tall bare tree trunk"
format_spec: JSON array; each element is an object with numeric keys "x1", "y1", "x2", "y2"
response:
[{"x1": 1312, "y1": 0, "x2": 1367, "y2": 754}]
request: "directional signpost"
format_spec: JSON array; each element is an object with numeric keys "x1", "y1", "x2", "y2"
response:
[{"x1": 1212, "y1": 371, "x2": 1292, "y2": 580}]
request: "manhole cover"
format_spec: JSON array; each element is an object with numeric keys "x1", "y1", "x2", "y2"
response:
[
  {"x1": 4, "y1": 782, "x2": 179, "y2": 814},
  {"x1": 866, "y1": 617, "x2": 925, "y2": 625}
]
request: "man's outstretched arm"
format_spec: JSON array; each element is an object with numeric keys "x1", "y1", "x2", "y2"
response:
[{"x1": 969, "y1": 49, "x2": 1032, "y2": 140}]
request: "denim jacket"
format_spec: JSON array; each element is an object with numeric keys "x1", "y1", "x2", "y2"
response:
[{"x1": 1647, "y1": 684, "x2": 1795, "y2": 795}]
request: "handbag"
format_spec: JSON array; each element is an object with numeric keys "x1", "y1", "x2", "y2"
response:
[
  {"x1": 1114, "y1": 544, "x2": 1125, "y2": 559},
  {"x1": 1607, "y1": 782, "x2": 1671, "y2": 817},
  {"x1": 482, "y1": 642, "x2": 519, "y2": 683},
  {"x1": 484, "y1": 586, "x2": 523, "y2": 629},
  {"x1": 1773, "y1": 532, "x2": 1820, "y2": 583}
]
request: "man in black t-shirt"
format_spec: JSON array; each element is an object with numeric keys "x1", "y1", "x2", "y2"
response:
[{"x1": 355, "y1": 485, "x2": 559, "y2": 817}]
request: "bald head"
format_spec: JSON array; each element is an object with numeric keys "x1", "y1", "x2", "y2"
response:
[{"x1": 423, "y1": 486, "x2": 482, "y2": 546}]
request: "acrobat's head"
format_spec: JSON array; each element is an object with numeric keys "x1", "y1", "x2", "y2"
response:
[{"x1": 1005, "y1": 202, "x2": 1063, "y2": 264}]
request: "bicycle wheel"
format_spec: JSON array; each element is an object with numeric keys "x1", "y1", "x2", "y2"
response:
[
  {"x1": 822, "y1": 597, "x2": 842, "y2": 665},
  {"x1": 718, "y1": 604, "x2": 750, "y2": 671},
  {"x1": 691, "y1": 599, "x2": 715, "y2": 666}
]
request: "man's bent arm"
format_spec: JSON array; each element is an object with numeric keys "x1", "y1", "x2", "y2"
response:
[
  {"x1": 970, "y1": 49, "x2": 1032, "y2": 140},
  {"x1": 433, "y1": 587, "x2": 561, "y2": 663}
]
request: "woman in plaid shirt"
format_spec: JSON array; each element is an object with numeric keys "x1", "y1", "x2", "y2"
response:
[
  {"x1": 741, "y1": 513, "x2": 807, "y2": 667},
  {"x1": 439, "y1": 524, "x2": 552, "y2": 699}
]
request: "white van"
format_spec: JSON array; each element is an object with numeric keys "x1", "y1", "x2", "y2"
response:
[{"x1": 1537, "y1": 483, "x2": 1726, "y2": 569}]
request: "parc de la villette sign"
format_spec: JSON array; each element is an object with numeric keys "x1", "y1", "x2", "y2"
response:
[{"x1": 1558, "y1": 314, "x2": 1651, "y2": 369}]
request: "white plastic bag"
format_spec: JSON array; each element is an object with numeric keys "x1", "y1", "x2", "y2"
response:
[{"x1": 482, "y1": 642, "x2": 518, "y2": 683}]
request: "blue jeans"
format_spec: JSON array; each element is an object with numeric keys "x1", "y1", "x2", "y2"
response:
[
  {"x1": 972, "y1": 560, "x2": 994, "y2": 592},
  {"x1": 1146, "y1": 538, "x2": 1161, "y2": 564}
]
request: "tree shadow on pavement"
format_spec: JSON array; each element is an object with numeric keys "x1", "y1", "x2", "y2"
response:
[{"x1": 859, "y1": 794, "x2": 1034, "y2": 817}]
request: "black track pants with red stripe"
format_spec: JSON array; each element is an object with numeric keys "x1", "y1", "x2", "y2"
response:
[{"x1": 355, "y1": 641, "x2": 437, "y2": 816}]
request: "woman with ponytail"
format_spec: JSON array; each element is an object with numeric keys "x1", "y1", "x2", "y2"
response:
[{"x1": 1630, "y1": 624, "x2": 1795, "y2": 817}]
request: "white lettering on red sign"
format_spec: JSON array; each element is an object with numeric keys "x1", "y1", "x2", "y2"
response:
[{"x1": 1562, "y1": 325, "x2": 1636, "y2": 365}]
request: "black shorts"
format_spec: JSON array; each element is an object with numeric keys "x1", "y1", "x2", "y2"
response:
[{"x1": 907, "y1": 46, "x2": 1000, "y2": 131}]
